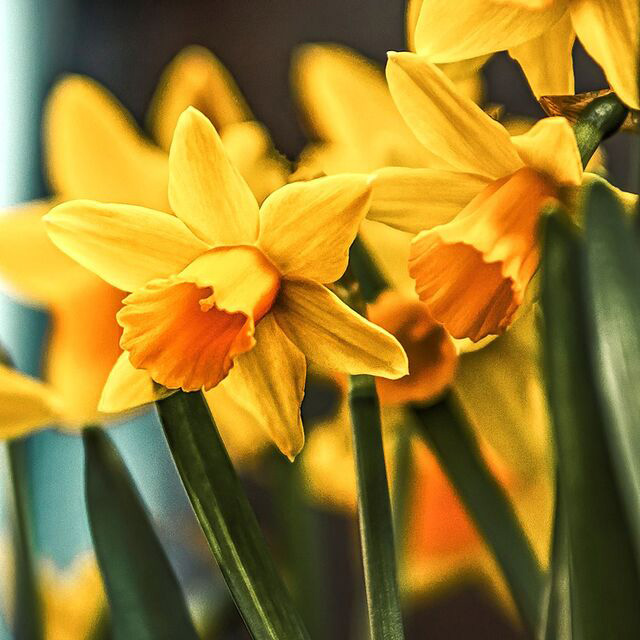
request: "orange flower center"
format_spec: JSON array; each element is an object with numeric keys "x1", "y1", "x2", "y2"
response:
[
  {"x1": 118, "y1": 245, "x2": 280, "y2": 391},
  {"x1": 367, "y1": 291, "x2": 457, "y2": 405},
  {"x1": 409, "y1": 167, "x2": 557, "y2": 342}
]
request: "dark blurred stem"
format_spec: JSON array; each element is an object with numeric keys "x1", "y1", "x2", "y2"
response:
[
  {"x1": 8, "y1": 438, "x2": 44, "y2": 640},
  {"x1": 391, "y1": 423, "x2": 413, "y2": 570},
  {"x1": 349, "y1": 373, "x2": 405, "y2": 640},
  {"x1": 341, "y1": 260, "x2": 404, "y2": 639},
  {"x1": 270, "y1": 452, "x2": 330, "y2": 639}
]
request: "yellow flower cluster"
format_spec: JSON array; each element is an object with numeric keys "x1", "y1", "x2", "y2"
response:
[{"x1": 0, "y1": 0, "x2": 636, "y2": 616}]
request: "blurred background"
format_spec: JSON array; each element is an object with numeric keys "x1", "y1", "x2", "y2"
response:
[{"x1": 0, "y1": 1, "x2": 635, "y2": 638}]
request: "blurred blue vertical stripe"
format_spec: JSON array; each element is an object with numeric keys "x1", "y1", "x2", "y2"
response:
[{"x1": 0, "y1": 8, "x2": 192, "y2": 637}]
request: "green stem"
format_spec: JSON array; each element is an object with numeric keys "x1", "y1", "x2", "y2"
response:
[
  {"x1": 156, "y1": 391, "x2": 310, "y2": 640},
  {"x1": 391, "y1": 423, "x2": 413, "y2": 567},
  {"x1": 349, "y1": 374, "x2": 405, "y2": 640},
  {"x1": 573, "y1": 93, "x2": 628, "y2": 168},
  {"x1": 8, "y1": 438, "x2": 44, "y2": 640},
  {"x1": 411, "y1": 396, "x2": 544, "y2": 634}
]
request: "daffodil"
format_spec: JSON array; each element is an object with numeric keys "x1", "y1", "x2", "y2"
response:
[
  {"x1": 292, "y1": 42, "x2": 483, "y2": 178},
  {"x1": 371, "y1": 52, "x2": 638, "y2": 342},
  {"x1": 0, "y1": 364, "x2": 60, "y2": 439},
  {"x1": 303, "y1": 307, "x2": 552, "y2": 602},
  {"x1": 40, "y1": 554, "x2": 105, "y2": 640},
  {"x1": 0, "y1": 46, "x2": 287, "y2": 428},
  {"x1": 45, "y1": 107, "x2": 408, "y2": 458},
  {"x1": 412, "y1": 0, "x2": 639, "y2": 108},
  {"x1": 1, "y1": 547, "x2": 105, "y2": 640}
]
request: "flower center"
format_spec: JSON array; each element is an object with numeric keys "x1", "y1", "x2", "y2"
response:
[
  {"x1": 118, "y1": 245, "x2": 281, "y2": 392},
  {"x1": 409, "y1": 167, "x2": 557, "y2": 341},
  {"x1": 367, "y1": 291, "x2": 457, "y2": 405}
]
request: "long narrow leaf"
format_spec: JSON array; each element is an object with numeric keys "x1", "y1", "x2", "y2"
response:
[
  {"x1": 8, "y1": 438, "x2": 44, "y2": 640},
  {"x1": 540, "y1": 211, "x2": 640, "y2": 639},
  {"x1": 411, "y1": 397, "x2": 544, "y2": 634},
  {"x1": 541, "y1": 480, "x2": 572, "y2": 640},
  {"x1": 83, "y1": 427, "x2": 199, "y2": 640},
  {"x1": 156, "y1": 391, "x2": 310, "y2": 640},
  {"x1": 583, "y1": 180, "x2": 640, "y2": 552},
  {"x1": 349, "y1": 374, "x2": 405, "y2": 640}
]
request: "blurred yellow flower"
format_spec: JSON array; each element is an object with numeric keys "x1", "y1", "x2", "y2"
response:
[
  {"x1": 291, "y1": 43, "x2": 483, "y2": 177},
  {"x1": 304, "y1": 308, "x2": 552, "y2": 602},
  {"x1": 412, "y1": 0, "x2": 639, "y2": 107},
  {"x1": 0, "y1": 363, "x2": 60, "y2": 439},
  {"x1": 0, "y1": 46, "x2": 287, "y2": 428},
  {"x1": 1, "y1": 548, "x2": 105, "y2": 640},
  {"x1": 40, "y1": 554, "x2": 106, "y2": 640},
  {"x1": 373, "y1": 52, "x2": 592, "y2": 341},
  {"x1": 46, "y1": 108, "x2": 408, "y2": 458}
]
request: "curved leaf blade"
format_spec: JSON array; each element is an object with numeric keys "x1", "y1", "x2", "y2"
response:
[
  {"x1": 156, "y1": 391, "x2": 310, "y2": 640},
  {"x1": 83, "y1": 427, "x2": 199, "y2": 640},
  {"x1": 540, "y1": 210, "x2": 640, "y2": 639},
  {"x1": 583, "y1": 180, "x2": 640, "y2": 551}
]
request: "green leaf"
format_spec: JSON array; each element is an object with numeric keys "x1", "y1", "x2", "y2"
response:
[
  {"x1": 83, "y1": 427, "x2": 199, "y2": 640},
  {"x1": 583, "y1": 180, "x2": 640, "y2": 551},
  {"x1": 8, "y1": 438, "x2": 44, "y2": 640},
  {"x1": 540, "y1": 210, "x2": 640, "y2": 639},
  {"x1": 411, "y1": 397, "x2": 544, "y2": 634},
  {"x1": 540, "y1": 483, "x2": 572, "y2": 640},
  {"x1": 156, "y1": 391, "x2": 310, "y2": 640},
  {"x1": 349, "y1": 374, "x2": 405, "y2": 640}
]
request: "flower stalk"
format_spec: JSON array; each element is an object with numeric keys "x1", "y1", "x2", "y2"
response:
[
  {"x1": 573, "y1": 92, "x2": 628, "y2": 168},
  {"x1": 156, "y1": 390, "x2": 311, "y2": 640},
  {"x1": 340, "y1": 254, "x2": 405, "y2": 639}
]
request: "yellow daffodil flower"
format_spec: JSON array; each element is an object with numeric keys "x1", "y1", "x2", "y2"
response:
[
  {"x1": 412, "y1": 0, "x2": 639, "y2": 108},
  {"x1": 45, "y1": 107, "x2": 408, "y2": 458},
  {"x1": 0, "y1": 46, "x2": 287, "y2": 428},
  {"x1": 40, "y1": 554, "x2": 105, "y2": 640},
  {"x1": 292, "y1": 42, "x2": 484, "y2": 177},
  {"x1": 0, "y1": 364, "x2": 60, "y2": 439},
  {"x1": 1, "y1": 548, "x2": 105, "y2": 640},
  {"x1": 372, "y1": 52, "x2": 634, "y2": 342}
]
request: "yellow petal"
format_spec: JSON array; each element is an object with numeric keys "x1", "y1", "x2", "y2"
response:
[
  {"x1": 413, "y1": 0, "x2": 568, "y2": 61},
  {"x1": 0, "y1": 200, "x2": 89, "y2": 306},
  {"x1": 409, "y1": 168, "x2": 557, "y2": 341},
  {"x1": 369, "y1": 167, "x2": 489, "y2": 234},
  {"x1": 508, "y1": 12, "x2": 575, "y2": 97},
  {"x1": 168, "y1": 107, "x2": 259, "y2": 245},
  {"x1": 215, "y1": 314, "x2": 306, "y2": 459},
  {"x1": 292, "y1": 44, "x2": 438, "y2": 170},
  {"x1": 511, "y1": 117, "x2": 583, "y2": 186},
  {"x1": 220, "y1": 121, "x2": 288, "y2": 203},
  {"x1": 47, "y1": 277, "x2": 124, "y2": 425},
  {"x1": 0, "y1": 365, "x2": 60, "y2": 439},
  {"x1": 359, "y1": 220, "x2": 416, "y2": 295},
  {"x1": 148, "y1": 45, "x2": 251, "y2": 152},
  {"x1": 273, "y1": 278, "x2": 408, "y2": 379},
  {"x1": 118, "y1": 246, "x2": 280, "y2": 392},
  {"x1": 453, "y1": 307, "x2": 551, "y2": 481},
  {"x1": 570, "y1": 0, "x2": 639, "y2": 109},
  {"x1": 258, "y1": 175, "x2": 371, "y2": 283},
  {"x1": 204, "y1": 383, "x2": 272, "y2": 463},
  {"x1": 44, "y1": 200, "x2": 208, "y2": 292},
  {"x1": 43, "y1": 75, "x2": 169, "y2": 211},
  {"x1": 386, "y1": 52, "x2": 523, "y2": 179},
  {"x1": 406, "y1": 0, "x2": 424, "y2": 52},
  {"x1": 99, "y1": 351, "x2": 173, "y2": 414}
]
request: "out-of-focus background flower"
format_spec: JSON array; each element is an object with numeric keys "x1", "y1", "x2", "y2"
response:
[{"x1": 0, "y1": 1, "x2": 635, "y2": 639}]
